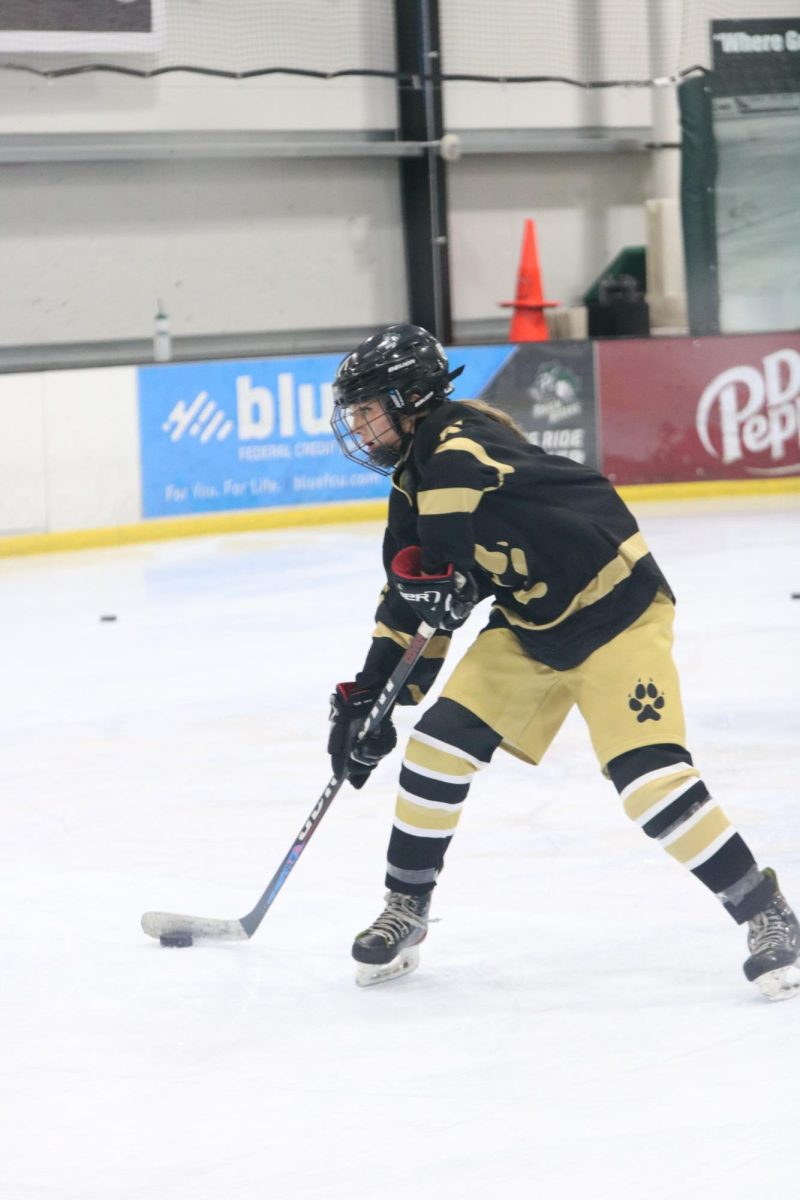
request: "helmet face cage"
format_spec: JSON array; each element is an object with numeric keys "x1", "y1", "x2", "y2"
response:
[
  {"x1": 330, "y1": 324, "x2": 455, "y2": 475},
  {"x1": 330, "y1": 388, "x2": 405, "y2": 475}
]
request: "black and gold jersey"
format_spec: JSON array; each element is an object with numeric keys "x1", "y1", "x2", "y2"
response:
[{"x1": 355, "y1": 399, "x2": 672, "y2": 698}]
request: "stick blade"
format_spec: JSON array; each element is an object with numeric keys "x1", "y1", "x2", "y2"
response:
[{"x1": 141, "y1": 911, "x2": 249, "y2": 942}]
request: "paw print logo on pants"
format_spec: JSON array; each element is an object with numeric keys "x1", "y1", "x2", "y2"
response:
[{"x1": 628, "y1": 680, "x2": 665, "y2": 723}]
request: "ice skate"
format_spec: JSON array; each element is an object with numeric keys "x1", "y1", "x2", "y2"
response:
[
  {"x1": 352, "y1": 891, "x2": 431, "y2": 987},
  {"x1": 743, "y1": 869, "x2": 800, "y2": 1001}
]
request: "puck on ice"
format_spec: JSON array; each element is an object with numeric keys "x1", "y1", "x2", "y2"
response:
[
  {"x1": 100, "y1": 615, "x2": 117, "y2": 622},
  {"x1": 160, "y1": 933, "x2": 193, "y2": 947}
]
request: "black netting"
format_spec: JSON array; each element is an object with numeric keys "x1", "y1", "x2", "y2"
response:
[
  {"x1": 0, "y1": 0, "x2": 396, "y2": 80},
  {"x1": 0, "y1": 0, "x2": 795, "y2": 85}
]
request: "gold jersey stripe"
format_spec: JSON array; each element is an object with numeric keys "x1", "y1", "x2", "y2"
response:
[
  {"x1": 392, "y1": 816, "x2": 453, "y2": 840},
  {"x1": 623, "y1": 766, "x2": 701, "y2": 823},
  {"x1": 496, "y1": 531, "x2": 651, "y2": 632},
  {"x1": 433, "y1": 436, "x2": 515, "y2": 491},
  {"x1": 397, "y1": 786, "x2": 464, "y2": 812},
  {"x1": 404, "y1": 736, "x2": 478, "y2": 778},
  {"x1": 417, "y1": 486, "x2": 484, "y2": 516},
  {"x1": 395, "y1": 795, "x2": 464, "y2": 833},
  {"x1": 619, "y1": 761, "x2": 695, "y2": 805},
  {"x1": 680, "y1": 826, "x2": 738, "y2": 873},
  {"x1": 372, "y1": 622, "x2": 450, "y2": 659},
  {"x1": 662, "y1": 805, "x2": 731, "y2": 866},
  {"x1": 401, "y1": 757, "x2": 471, "y2": 785}
]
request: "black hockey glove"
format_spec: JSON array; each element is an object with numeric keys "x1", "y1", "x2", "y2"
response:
[
  {"x1": 390, "y1": 545, "x2": 477, "y2": 631},
  {"x1": 328, "y1": 682, "x2": 397, "y2": 789}
]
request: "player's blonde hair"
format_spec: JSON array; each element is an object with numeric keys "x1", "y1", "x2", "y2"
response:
[{"x1": 459, "y1": 398, "x2": 529, "y2": 443}]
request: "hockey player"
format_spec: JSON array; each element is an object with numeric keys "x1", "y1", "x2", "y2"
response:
[{"x1": 328, "y1": 323, "x2": 799, "y2": 998}]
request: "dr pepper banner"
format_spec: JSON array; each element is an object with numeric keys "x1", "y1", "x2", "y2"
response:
[{"x1": 597, "y1": 332, "x2": 800, "y2": 485}]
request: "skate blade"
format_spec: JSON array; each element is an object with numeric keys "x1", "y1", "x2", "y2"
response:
[
  {"x1": 355, "y1": 946, "x2": 420, "y2": 988},
  {"x1": 755, "y1": 964, "x2": 800, "y2": 1002}
]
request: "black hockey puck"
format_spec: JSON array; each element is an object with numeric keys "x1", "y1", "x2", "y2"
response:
[
  {"x1": 160, "y1": 933, "x2": 193, "y2": 948},
  {"x1": 100, "y1": 615, "x2": 117, "y2": 622}
]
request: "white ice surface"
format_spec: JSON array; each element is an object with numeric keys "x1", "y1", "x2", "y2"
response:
[{"x1": 1, "y1": 494, "x2": 798, "y2": 1200}]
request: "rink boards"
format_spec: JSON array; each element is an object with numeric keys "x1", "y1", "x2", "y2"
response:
[{"x1": 0, "y1": 331, "x2": 799, "y2": 552}]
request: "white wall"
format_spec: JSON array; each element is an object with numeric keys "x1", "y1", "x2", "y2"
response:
[
  {"x1": 0, "y1": 372, "x2": 48, "y2": 532},
  {"x1": 0, "y1": 74, "x2": 397, "y2": 136},
  {"x1": 448, "y1": 151, "x2": 650, "y2": 325},
  {"x1": 0, "y1": 367, "x2": 139, "y2": 535},
  {"x1": 0, "y1": 155, "x2": 407, "y2": 345},
  {"x1": 0, "y1": 1, "x2": 661, "y2": 352}
]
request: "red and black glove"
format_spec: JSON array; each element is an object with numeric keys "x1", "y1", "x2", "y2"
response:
[
  {"x1": 328, "y1": 682, "x2": 398, "y2": 788},
  {"x1": 390, "y1": 545, "x2": 477, "y2": 631}
]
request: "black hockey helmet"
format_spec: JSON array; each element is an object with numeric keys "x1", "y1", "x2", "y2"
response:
[{"x1": 331, "y1": 323, "x2": 463, "y2": 474}]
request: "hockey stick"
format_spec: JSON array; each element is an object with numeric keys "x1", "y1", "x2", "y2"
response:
[{"x1": 141, "y1": 619, "x2": 437, "y2": 944}]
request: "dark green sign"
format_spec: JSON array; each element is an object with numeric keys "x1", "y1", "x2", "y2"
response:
[
  {"x1": 712, "y1": 18, "x2": 800, "y2": 96},
  {"x1": 478, "y1": 342, "x2": 598, "y2": 469}
]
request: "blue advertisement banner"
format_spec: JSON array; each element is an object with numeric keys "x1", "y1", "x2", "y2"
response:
[
  {"x1": 138, "y1": 353, "x2": 381, "y2": 518},
  {"x1": 137, "y1": 346, "x2": 512, "y2": 519}
]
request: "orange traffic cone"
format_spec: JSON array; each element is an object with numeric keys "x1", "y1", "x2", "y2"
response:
[{"x1": 500, "y1": 219, "x2": 559, "y2": 342}]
